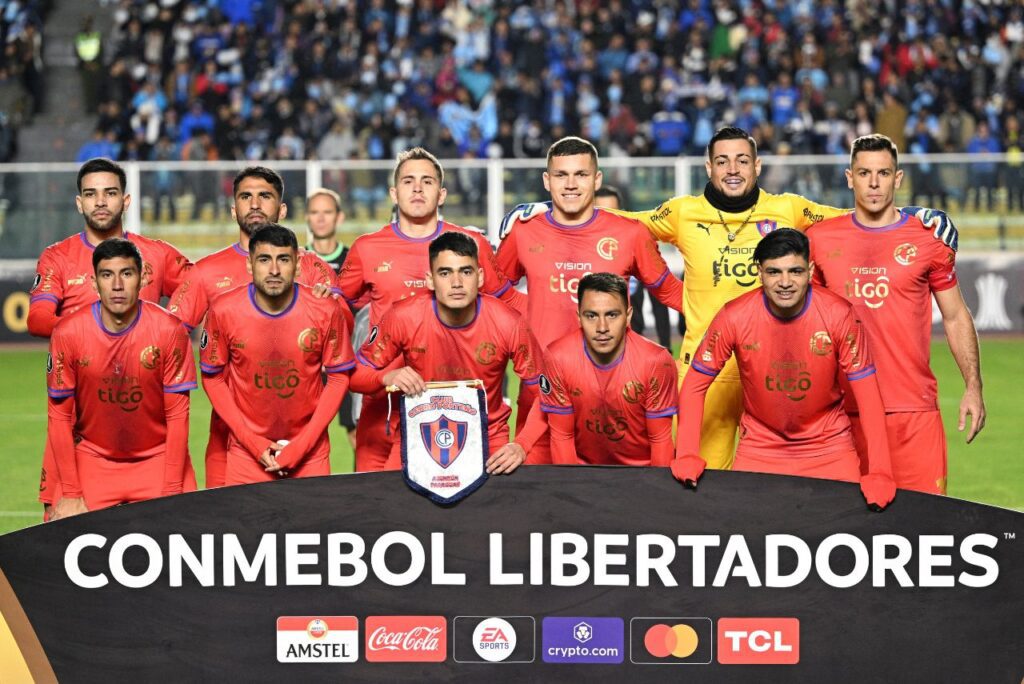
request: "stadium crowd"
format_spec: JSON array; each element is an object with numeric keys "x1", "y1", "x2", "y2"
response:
[
  {"x1": 78, "y1": 0, "x2": 1024, "y2": 170},
  {"x1": 0, "y1": 0, "x2": 48, "y2": 161}
]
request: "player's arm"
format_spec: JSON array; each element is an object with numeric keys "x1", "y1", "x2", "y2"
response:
[
  {"x1": 336, "y1": 242, "x2": 369, "y2": 308},
  {"x1": 603, "y1": 197, "x2": 684, "y2": 244},
  {"x1": 27, "y1": 249, "x2": 63, "y2": 337},
  {"x1": 275, "y1": 305, "x2": 355, "y2": 470},
  {"x1": 934, "y1": 285, "x2": 985, "y2": 443},
  {"x1": 836, "y1": 307, "x2": 896, "y2": 510},
  {"x1": 350, "y1": 308, "x2": 425, "y2": 394},
  {"x1": 644, "y1": 353, "x2": 679, "y2": 467},
  {"x1": 494, "y1": 226, "x2": 526, "y2": 284},
  {"x1": 159, "y1": 241, "x2": 194, "y2": 296},
  {"x1": 46, "y1": 330, "x2": 86, "y2": 518},
  {"x1": 161, "y1": 323, "x2": 197, "y2": 494},
  {"x1": 167, "y1": 271, "x2": 209, "y2": 330},
  {"x1": 547, "y1": 411, "x2": 578, "y2": 465},
  {"x1": 632, "y1": 228, "x2": 684, "y2": 313},
  {"x1": 789, "y1": 195, "x2": 849, "y2": 230},
  {"x1": 299, "y1": 250, "x2": 339, "y2": 298},
  {"x1": 537, "y1": 356, "x2": 578, "y2": 465},
  {"x1": 475, "y1": 233, "x2": 527, "y2": 315},
  {"x1": 512, "y1": 397, "x2": 547, "y2": 452}
]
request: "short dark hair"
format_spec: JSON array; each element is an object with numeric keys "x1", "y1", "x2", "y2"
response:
[
  {"x1": 429, "y1": 231, "x2": 478, "y2": 266},
  {"x1": 78, "y1": 158, "x2": 126, "y2": 193},
  {"x1": 248, "y1": 223, "x2": 298, "y2": 253},
  {"x1": 92, "y1": 237, "x2": 142, "y2": 273},
  {"x1": 595, "y1": 185, "x2": 623, "y2": 206},
  {"x1": 753, "y1": 228, "x2": 809, "y2": 264},
  {"x1": 233, "y1": 166, "x2": 284, "y2": 198},
  {"x1": 394, "y1": 147, "x2": 444, "y2": 186},
  {"x1": 577, "y1": 272, "x2": 629, "y2": 309},
  {"x1": 546, "y1": 136, "x2": 598, "y2": 168},
  {"x1": 707, "y1": 126, "x2": 757, "y2": 160},
  {"x1": 850, "y1": 133, "x2": 899, "y2": 167}
]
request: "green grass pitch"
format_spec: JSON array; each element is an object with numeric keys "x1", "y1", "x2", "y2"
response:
[{"x1": 0, "y1": 339, "x2": 1020, "y2": 534}]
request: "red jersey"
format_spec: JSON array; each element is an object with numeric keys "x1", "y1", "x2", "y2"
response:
[
  {"x1": 540, "y1": 329, "x2": 677, "y2": 465},
  {"x1": 689, "y1": 286, "x2": 875, "y2": 459},
  {"x1": 809, "y1": 213, "x2": 957, "y2": 412},
  {"x1": 356, "y1": 294, "x2": 539, "y2": 443},
  {"x1": 29, "y1": 231, "x2": 191, "y2": 337},
  {"x1": 338, "y1": 220, "x2": 516, "y2": 328},
  {"x1": 46, "y1": 300, "x2": 197, "y2": 458},
  {"x1": 168, "y1": 242, "x2": 337, "y2": 329},
  {"x1": 496, "y1": 208, "x2": 678, "y2": 349},
  {"x1": 200, "y1": 283, "x2": 354, "y2": 452}
]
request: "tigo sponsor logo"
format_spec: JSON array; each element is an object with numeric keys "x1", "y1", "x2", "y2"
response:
[
  {"x1": 542, "y1": 617, "x2": 623, "y2": 664},
  {"x1": 365, "y1": 615, "x2": 446, "y2": 662},
  {"x1": 717, "y1": 618, "x2": 799, "y2": 665},
  {"x1": 276, "y1": 616, "x2": 358, "y2": 663},
  {"x1": 630, "y1": 617, "x2": 713, "y2": 664},
  {"x1": 453, "y1": 616, "x2": 536, "y2": 663}
]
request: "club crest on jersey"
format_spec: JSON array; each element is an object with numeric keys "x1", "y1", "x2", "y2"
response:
[
  {"x1": 298, "y1": 328, "x2": 319, "y2": 353},
  {"x1": 596, "y1": 237, "x2": 619, "y2": 261},
  {"x1": 894, "y1": 243, "x2": 918, "y2": 266},
  {"x1": 140, "y1": 345, "x2": 161, "y2": 370},
  {"x1": 420, "y1": 415, "x2": 469, "y2": 468},
  {"x1": 756, "y1": 220, "x2": 778, "y2": 237},
  {"x1": 809, "y1": 331, "x2": 833, "y2": 356}
]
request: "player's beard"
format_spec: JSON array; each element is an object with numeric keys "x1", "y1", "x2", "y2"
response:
[
  {"x1": 84, "y1": 211, "x2": 123, "y2": 234},
  {"x1": 238, "y1": 213, "x2": 271, "y2": 236}
]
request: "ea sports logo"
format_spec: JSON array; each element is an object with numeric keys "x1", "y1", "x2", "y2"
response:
[
  {"x1": 306, "y1": 619, "x2": 329, "y2": 640},
  {"x1": 596, "y1": 237, "x2": 619, "y2": 261},
  {"x1": 435, "y1": 429, "x2": 455, "y2": 449},
  {"x1": 472, "y1": 617, "x2": 517, "y2": 662},
  {"x1": 894, "y1": 243, "x2": 918, "y2": 266}
]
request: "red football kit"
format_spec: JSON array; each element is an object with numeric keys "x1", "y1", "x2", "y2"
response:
[
  {"x1": 168, "y1": 242, "x2": 338, "y2": 488},
  {"x1": 200, "y1": 283, "x2": 354, "y2": 485},
  {"x1": 352, "y1": 294, "x2": 540, "y2": 470},
  {"x1": 29, "y1": 230, "x2": 191, "y2": 504},
  {"x1": 539, "y1": 328, "x2": 677, "y2": 466},
  {"x1": 679, "y1": 286, "x2": 892, "y2": 482},
  {"x1": 338, "y1": 220, "x2": 524, "y2": 471},
  {"x1": 809, "y1": 212, "x2": 957, "y2": 493},
  {"x1": 46, "y1": 301, "x2": 197, "y2": 510},
  {"x1": 496, "y1": 207, "x2": 684, "y2": 463}
]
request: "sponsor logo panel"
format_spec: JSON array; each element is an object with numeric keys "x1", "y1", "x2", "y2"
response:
[
  {"x1": 365, "y1": 615, "x2": 447, "y2": 662},
  {"x1": 276, "y1": 616, "x2": 358, "y2": 663},
  {"x1": 542, "y1": 617, "x2": 623, "y2": 664},
  {"x1": 453, "y1": 616, "x2": 536, "y2": 663},
  {"x1": 717, "y1": 617, "x2": 800, "y2": 665},
  {"x1": 629, "y1": 617, "x2": 713, "y2": 665}
]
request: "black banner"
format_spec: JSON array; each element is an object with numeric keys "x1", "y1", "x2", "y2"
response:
[{"x1": 0, "y1": 468, "x2": 1021, "y2": 682}]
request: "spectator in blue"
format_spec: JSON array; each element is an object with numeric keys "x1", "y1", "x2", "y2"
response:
[
  {"x1": 458, "y1": 59, "x2": 494, "y2": 105},
  {"x1": 75, "y1": 128, "x2": 118, "y2": 163},
  {"x1": 650, "y1": 110, "x2": 690, "y2": 156},
  {"x1": 965, "y1": 120, "x2": 1002, "y2": 211},
  {"x1": 179, "y1": 100, "x2": 215, "y2": 144},
  {"x1": 770, "y1": 72, "x2": 800, "y2": 128}
]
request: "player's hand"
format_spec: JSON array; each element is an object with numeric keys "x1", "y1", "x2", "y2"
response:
[
  {"x1": 671, "y1": 454, "x2": 706, "y2": 489},
  {"x1": 259, "y1": 444, "x2": 289, "y2": 477},
  {"x1": 902, "y1": 206, "x2": 959, "y2": 251},
  {"x1": 959, "y1": 386, "x2": 986, "y2": 443},
  {"x1": 51, "y1": 496, "x2": 89, "y2": 520},
  {"x1": 487, "y1": 442, "x2": 526, "y2": 475},
  {"x1": 383, "y1": 366, "x2": 427, "y2": 396},
  {"x1": 859, "y1": 473, "x2": 897, "y2": 511},
  {"x1": 499, "y1": 202, "x2": 551, "y2": 240},
  {"x1": 311, "y1": 282, "x2": 333, "y2": 299}
]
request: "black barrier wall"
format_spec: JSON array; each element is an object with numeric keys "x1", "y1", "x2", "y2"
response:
[{"x1": 0, "y1": 468, "x2": 1021, "y2": 682}]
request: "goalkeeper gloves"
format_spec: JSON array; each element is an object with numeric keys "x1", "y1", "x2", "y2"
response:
[
  {"x1": 859, "y1": 473, "x2": 897, "y2": 511},
  {"x1": 499, "y1": 201, "x2": 551, "y2": 239},
  {"x1": 671, "y1": 454, "x2": 706, "y2": 489},
  {"x1": 902, "y1": 206, "x2": 959, "y2": 252}
]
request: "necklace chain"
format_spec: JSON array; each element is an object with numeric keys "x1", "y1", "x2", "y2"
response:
[{"x1": 716, "y1": 204, "x2": 757, "y2": 242}]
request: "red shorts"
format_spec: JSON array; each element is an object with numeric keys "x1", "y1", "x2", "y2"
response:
[
  {"x1": 733, "y1": 448, "x2": 861, "y2": 483},
  {"x1": 74, "y1": 448, "x2": 197, "y2": 511},
  {"x1": 225, "y1": 443, "x2": 330, "y2": 486},
  {"x1": 851, "y1": 410, "x2": 947, "y2": 494},
  {"x1": 204, "y1": 410, "x2": 230, "y2": 489},
  {"x1": 355, "y1": 391, "x2": 397, "y2": 472}
]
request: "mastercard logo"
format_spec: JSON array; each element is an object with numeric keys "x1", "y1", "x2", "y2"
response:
[{"x1": 644, "y1": 623, "x2": 699, "y2": 658}]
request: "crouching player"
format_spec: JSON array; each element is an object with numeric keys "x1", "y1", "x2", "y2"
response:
[
  {"x1": 47, "y1": 238, "x2": 197, "y2": 519},
  {"x1": 352, "y1": 231, "x2": 542, "y2": 474},
  {"x1": 200, "y1": 224, "x2": 354, "y2": 485},
  {"x1": 672, "y1": 229, "x2": 896, "y2": 510},
  {"x1": 537, "y1": 273, "x2": 678, "y2": 465}
]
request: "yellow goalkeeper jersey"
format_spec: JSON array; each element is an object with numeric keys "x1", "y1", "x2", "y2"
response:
[{"x1": 612, "y1": 190, "x2": 847, "y2": 381}]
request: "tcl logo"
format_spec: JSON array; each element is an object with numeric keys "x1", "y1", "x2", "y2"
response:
[
  {"x1": 717, "y1": 618, "x2": 799, "y2": 665},
  {"x1": 365, "y1": 616, "x2": 446, "y2": 662}
]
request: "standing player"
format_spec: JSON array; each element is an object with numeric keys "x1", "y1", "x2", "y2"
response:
[
  {"x1": 338, "y1": 147, "x2": 525, "y2": 471},
  {"x1": 168, "y1": 167, "x2": 338, "y2": 488},
  {"x1": 46, "y1": 238, "x2": 196, "y2": 519},
  {"x1": 496, "y1": 136, "x2": 683, "y2": 463},
  {"x1": 503, "y1": 128, "x2": 956, "y2": 471},
  {"x1": 671, "y1": 229, "x2": 896, "y2": 510},
  {"x1": 809, "y1": 134, "x2": 985, "y2": 494},
  {"x1": 200, "y1": 224, "x2": 353, "y2": 485},
  {"x1": 352, "y1": 232, "x2": 541, "y2": 473},
  {"x1": 538, "y1": 273, "x2": 677, "y2": 466},
  {"x1": 29, "y1": 157, "x2": 191, "y2": 515}
]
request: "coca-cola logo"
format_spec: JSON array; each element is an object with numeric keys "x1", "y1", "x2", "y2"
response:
[{"x1": 365, "y1": 616, "x2": 447, "y2": 662}]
